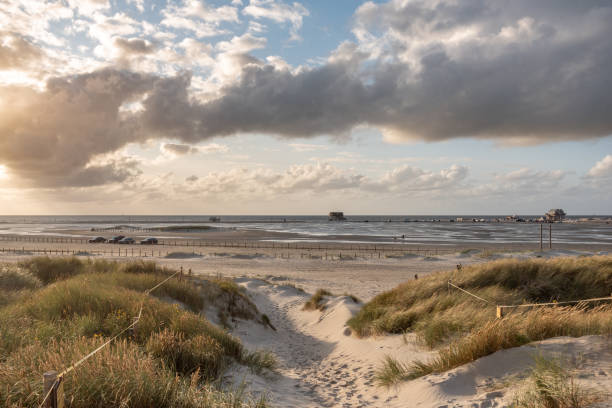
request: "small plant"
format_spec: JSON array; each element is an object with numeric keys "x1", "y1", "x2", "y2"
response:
[
  {"x1": 242, "y1": 350, "x2": 278, "y2": 374},
  {"x1": 375, "y1": 355, "x2": 411, "y2": 386},
  {"x1": 512, "y1": 355, "x2": 602, "y2": 408},
  {"x1": 303, "y1": 289, "x2": 333, "y2": 311}
]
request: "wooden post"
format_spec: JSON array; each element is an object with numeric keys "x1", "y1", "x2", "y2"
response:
[
  {"x1": 540, "y1": 224, "x2": 543, "y2": 251},
  {"x1": 496, "y1": 306, "x2": 504, "y2": 319},
  {"x1": 549, "y1": 223, "x2": 552, "y2": 249},
  {"x1": 180, "y1": 266, "x2": 183, "y2": 281},
  {"x1": 43, "y1": 371, "x2": 64, "y2": 408}
]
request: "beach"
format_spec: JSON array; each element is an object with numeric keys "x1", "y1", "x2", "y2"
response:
[{"x1": 1, "y1": 227, "x2": 611, "y2": 407}]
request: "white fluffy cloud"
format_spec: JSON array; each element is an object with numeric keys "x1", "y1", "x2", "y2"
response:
[{"x1": 587, "y1": 155, "x2": 612, "y2": 178}]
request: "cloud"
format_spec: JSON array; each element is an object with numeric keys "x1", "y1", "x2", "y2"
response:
[
  {"x1": 587, "y1": 155, "x2": 612, "y2": 178},
  {"x1": 114, "y1": 37, "x2": 156, "y2": 56},
  {"x1": 289, "y1": 143, "x2": 328, "y2": 152},
  {"x1": 365, "y1": 164, "x2": 469, "y2": 193},
  {"x1": 0, "y1": 32, "x2": 45, "y2": 70},
  {"x1": 0, "y1": 69, "x2": 156, "y2": 187},
  {"x1": 243, "y1": 0, "x2": 309, "y2": 41},
  {"x1": 160, "y1": 0, "x2": 239, "y2": 38},
  {"x1": 3, "y1": 0, "x2": 612, "y2": 189},
  {"x1": 175, "y1": 162, "x2": 468, "y2": 199},
  {"x1": 163, "y1": 0, "x2": 612, "y2": 144},
  {"x1": 465, "y1": 168, "x2": 567, "y2": 199},
  {"x1": 161, "y1": 142, "x2": 229, "y2": 156},
  {"x1": 161, "y1": 143, "x2": 200, "y2": 156}
]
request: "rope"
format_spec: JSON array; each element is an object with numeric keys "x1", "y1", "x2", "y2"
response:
[
  {"x1": 38, "y1": 269, "x2": 180, "y2": 407},
  {"x1": 448, "y1": 280, "x2": 495, "y2": 305},
  {"x1": 498, "y1": 296, "x2": 612, "y2": 309}
]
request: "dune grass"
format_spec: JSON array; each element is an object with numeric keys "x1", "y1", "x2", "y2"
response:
[
  {"x1": 512, "y1": 355, "x2": 603, "y2": 408},
  {"x1": 356, "y1": 256, "x2": 612, "y2": 384},
  {"x1": 303, "y1": 289, "x2": 333, "y2": 311},
  {"x1": 0, "y1": 257, "x2": 271, "y2": 407},
  {"x1": 349, "y1": 256, "x2": 612, "y2": 342},
  {"x1": 303, "y1": 289, "x2": 361, "y2": 311}
]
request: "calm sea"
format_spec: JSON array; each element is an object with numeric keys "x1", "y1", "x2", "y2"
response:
[{"x1": 0, "y1": 215, "x2": 611, "y2": 245}]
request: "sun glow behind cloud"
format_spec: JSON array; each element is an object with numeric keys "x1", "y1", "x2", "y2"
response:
[{"x1": 0, "y1": 0, "x2": 610, "y2": 214}]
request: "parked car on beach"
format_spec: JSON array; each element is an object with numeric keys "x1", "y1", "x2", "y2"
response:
[
  {"x1": 118, "y1": 237, "x2": 135, "y2": 244},
  {"x1": 108, "y1": 235, "x2": 125, "y2": 243},
  {"x1": 140, "y1": 237, "x2": 158, "y2": 245},
  {"x1": 88, "y1": 236, "x2": 107, "y2": 243}
]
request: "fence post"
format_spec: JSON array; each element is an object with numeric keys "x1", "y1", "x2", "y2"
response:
[
  {"x1": 43, "y1": 371, "x2": 64, "y2": 408},
  {"x1": 496, "y1": 306, "x2": 504, "y2": 319},
  {"x1": 549, "y1": 223, "x2": 552, "y2": 249}
]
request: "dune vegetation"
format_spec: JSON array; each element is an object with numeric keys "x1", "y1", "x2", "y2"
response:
[
  {"x1": 0, "y1": 257, "x2": 273, "y2": 408},
  {"x1": 346, "y1": 256, "x2": 612, "y2": 384},
  {"x1": 512, "y1": 355, "x2": 603, "y2": 408}
]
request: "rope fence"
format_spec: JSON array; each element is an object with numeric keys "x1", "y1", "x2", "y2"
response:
[
  {"x1": 39, "y1": 269, "x2": 181, "y2": 408},
  {"x1": 447, "y1": 279, "x2": 612, "y2": 319}
]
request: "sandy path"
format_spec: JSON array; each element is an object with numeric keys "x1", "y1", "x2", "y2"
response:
[
  {"x1": 230, "y1": 279, "x2": 612, "y2": 408},
  {"x1": 231, "y1": 278, "x2": 424, "y2": 407}
]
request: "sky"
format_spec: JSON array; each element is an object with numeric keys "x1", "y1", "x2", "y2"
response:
[{"x1": 0, "y1": 0, "x2": 611, "y2": 215}]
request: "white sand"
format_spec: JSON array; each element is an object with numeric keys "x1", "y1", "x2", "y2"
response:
[{"x1": 227, "y1": 278, "x2": 612, "y2": 408}]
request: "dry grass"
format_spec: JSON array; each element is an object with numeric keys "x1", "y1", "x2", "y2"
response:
[
  {"x1": 512, "y1": 355, "x2": 603, "y2": 408},
  {"x1": 303, "y1": 289, "x2": 333, "y2": 311},
  {"x1": 303, "y1": 289, "x2": 360, "y2": 311},
  {"x1": 0, "y1": 258, "x2": 272, "y2": 408},
  {"x1": 361, "y1": 256, "x2": 612, "y2": 385},
  {"x1": 407, "y1": 306, "x2": 612, "y2": 379},
  {"x1": 349, "y1": 256, "x2": 612, "y2": 344}
]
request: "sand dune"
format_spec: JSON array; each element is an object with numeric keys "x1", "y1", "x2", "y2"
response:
[{"x1": 227, "y1": 279, "x2": 612, "y2": 408}]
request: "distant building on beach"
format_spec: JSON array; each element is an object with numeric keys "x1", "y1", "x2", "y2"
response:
[
  {"x1": 328, "y1": 212, "x2": 347, "y2": 221},
  {"x1": 209, "y1": 216, "x2": 221, "y2": 222},
  {"x1": 545, "y1": 209, "x2": 566, "y2": 222}
]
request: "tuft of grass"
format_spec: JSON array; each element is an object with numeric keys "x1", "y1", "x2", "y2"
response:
[
  {"x1": 375, "y1": 355, "x2": 411, "y2": 386},
  {"x1": 303, "y1": 289, "x2": 333, "y2": 311},
  {"x1": 406, "y1": 305, "x2": 612, "y2": 379},
  {"x1": 512, "y1": 355, "x2": 603, "y2": 408},
  {"x1": 146, "y1": 329, "x2": 225, "y2": 380},
  {"x1": 19, "y1": 256, "x2": 85, "y2": 284},
  {"x1": 242, "y1": 350, "x2": 278, "y2": 375},
  {"x1": 0, "y1": 264, "x2": 41, "y2": 291}
]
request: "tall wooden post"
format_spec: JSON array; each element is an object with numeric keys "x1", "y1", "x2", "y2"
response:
[
  {"x1": 549, "y1": 223, "x2": 552, "y2": 249},
  {"x1": 540, "y1": 224, "x2": 543, "y2": 251}
]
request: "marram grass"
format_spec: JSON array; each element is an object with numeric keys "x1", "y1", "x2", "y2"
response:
[
  {"x1": 365, "y1": 256, "x2": 612, "y2": 385},
  {"x1": 0, "y1": 257, "x2": 273, "y2": 408}
]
